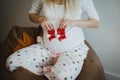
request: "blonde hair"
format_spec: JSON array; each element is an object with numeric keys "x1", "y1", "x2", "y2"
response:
[{"x1": 46, "y1": 0, "x2": 81, "y2": 18}]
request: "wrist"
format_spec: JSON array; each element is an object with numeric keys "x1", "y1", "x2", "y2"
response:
[{"x1": 38, "y1": 16, "x2": 47, "y2": 24}]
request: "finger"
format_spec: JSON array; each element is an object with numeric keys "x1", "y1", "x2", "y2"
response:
[
  {"x1": 60, "y1": 23, "x2": 66, "y2": 29},
  {"x1": 63, "y1": 25, "x2": 66, "y2": 28},
  {"x1": 59, "y1": 23, "x2": 63, "y2": 29},
  {"x1": 48, "y1": 24, "x2": 54, "y2": 30},
  {"x1": 44, "y1": 21, "x2": 51, "y2": 30},
  {"x1": 59, "y1": 20, "x2": 66, "y2": 29},
  {"x1": 41, "y1": 22, "x2": 47, "y2": 30},
  {"x1": 44, "y1": 21, "x2": 54, "y2": 30},
  {"x1": 41, "y1": 25, "x2": 46, "y2": 30}
]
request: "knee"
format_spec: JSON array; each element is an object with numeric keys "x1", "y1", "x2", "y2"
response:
[
  {"x1": 6, "y1": 56, "x2": 11, "y2": 68},
  {"x1": 6, "y1": 55, "x2": 17, "y2": 71}
]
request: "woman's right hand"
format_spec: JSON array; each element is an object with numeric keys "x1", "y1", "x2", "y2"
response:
[{"x1": 38, "y1": 16, "x2": 54, "y2": 31}]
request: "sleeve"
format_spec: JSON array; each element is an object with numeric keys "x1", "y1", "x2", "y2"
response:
[
  {"x1": 82, "y1": 0, "x2": 100, "y2": 21},
  {"x1": 29, "y1": 0, "x2": 42, "y2": 14}
]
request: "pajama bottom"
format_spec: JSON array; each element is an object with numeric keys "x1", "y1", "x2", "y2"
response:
[{"x1": 6, "y1": 43, "x2": 89, "y2": 80}]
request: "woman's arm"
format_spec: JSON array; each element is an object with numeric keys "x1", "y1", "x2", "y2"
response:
[
  {"x1": 59, "y1": 18, "x2": 99, "y2": 28},
  {"x1": 29, "y1": 13, "x2": 53, "y2": 30},
  {"x1": 29, "y1": 13, "x2": 44, "y2": 23},
  {"x1": 73, "y1": 18, "x2": 99, "y2": 28}
]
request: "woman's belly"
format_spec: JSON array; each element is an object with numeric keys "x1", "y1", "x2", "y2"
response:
[{"x1": 43, "y1": 27, "x2": 85, "y2": 53}]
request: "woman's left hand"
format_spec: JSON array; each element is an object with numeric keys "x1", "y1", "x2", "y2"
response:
[{"x1": 59, "y1": 19, "x2": 76, "y2": 29}]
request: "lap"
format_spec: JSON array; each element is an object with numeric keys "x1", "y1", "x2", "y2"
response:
[
  {"x1": 6, "y1": 44, "x2": 53, "y2": 75},
  {"x1": 6, "y1": 43, "x2": 89, "y2": 77},
  {"x1": 48, "y1": 45, "x2": 89, "y2": 79}
]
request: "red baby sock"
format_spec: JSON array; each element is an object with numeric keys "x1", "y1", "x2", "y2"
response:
[
  {"x1": 48, "y1": 29, "x2": 56, "y2": 41},
  {"x1": 57, "y1": 28, "x2": 66, "y2": 41}
]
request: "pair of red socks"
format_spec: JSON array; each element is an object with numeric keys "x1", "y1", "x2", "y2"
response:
[{"x1": 48, "y1": 28, "x2": 66, "y2": 41}]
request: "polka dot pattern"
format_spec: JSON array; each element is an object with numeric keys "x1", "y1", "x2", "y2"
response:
[{"x1": 6, "y1": 44, "x2": 89, "y2": 80}]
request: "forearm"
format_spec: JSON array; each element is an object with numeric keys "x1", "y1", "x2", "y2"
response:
[
  {"x1": 29, "y1": 13, "x2": 54, "y2": 30},
  {"x1": 74, "y1": 18, "x2": 99, "y2": 28},
  {"x1": 29, "y1": 13, "x2": 45, "y2": 24}
]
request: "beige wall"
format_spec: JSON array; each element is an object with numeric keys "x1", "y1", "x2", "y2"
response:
[
  {"x1": 84, "y1": 0, "x2": 120, "y2": 78},
  {"x1": 0, "y1": 0, "x2": 120, "y2": 78}
]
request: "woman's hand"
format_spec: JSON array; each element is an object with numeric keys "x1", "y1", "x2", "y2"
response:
[
  {"x1": 59, "y1": 19, "x2": 76, "y2": 29},
  {"x1": 38, "y1": 16, "x2": 54, "y2": 30}
]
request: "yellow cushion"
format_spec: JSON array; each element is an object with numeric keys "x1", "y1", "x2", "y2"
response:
[{"x1": 14, "y1": 32, "x2": 35, "y2": 51}]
